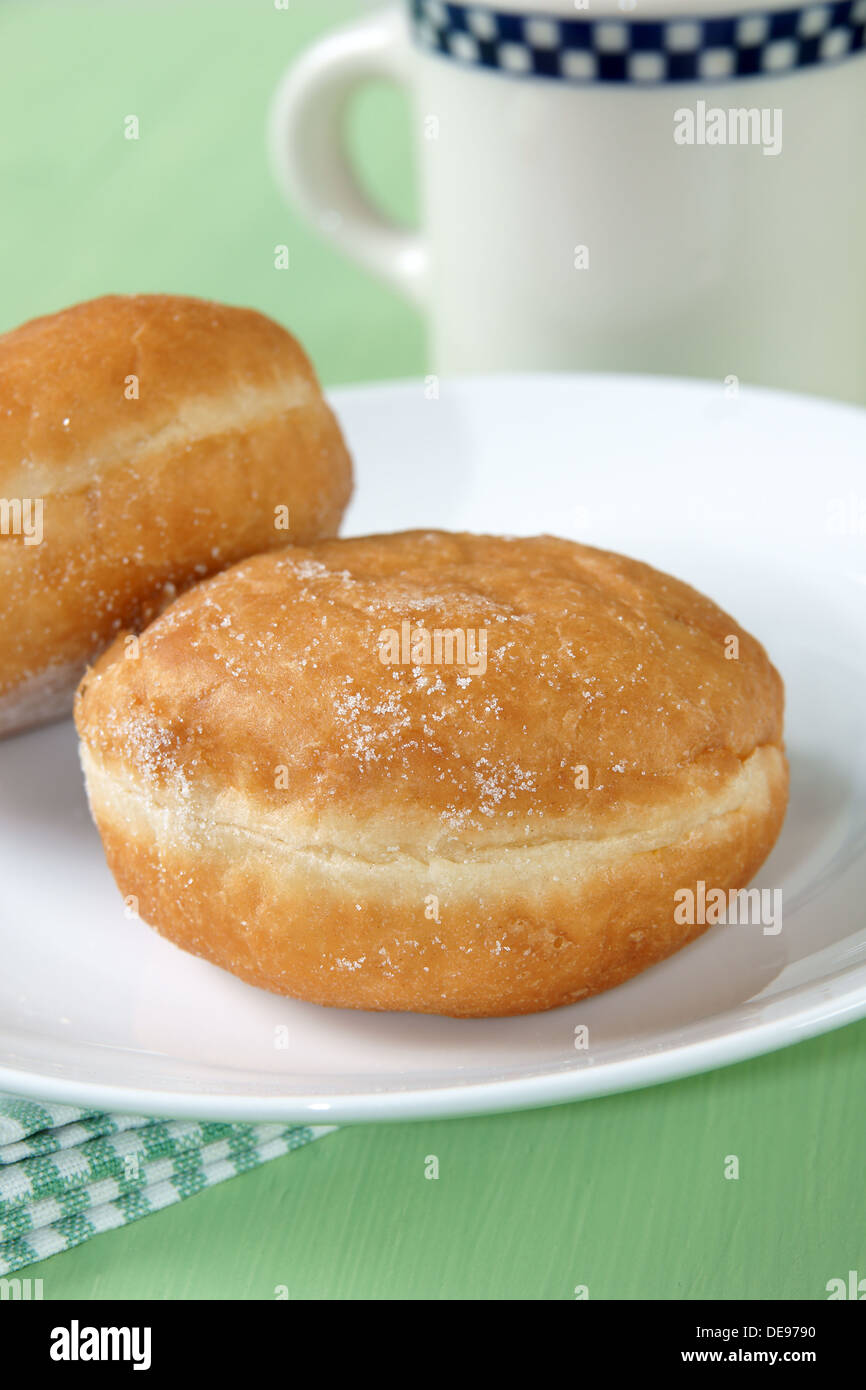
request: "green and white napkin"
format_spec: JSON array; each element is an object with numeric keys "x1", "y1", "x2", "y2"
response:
[{"x1": 0, "y1": 1092, "x2": 335, "y2": 1275}]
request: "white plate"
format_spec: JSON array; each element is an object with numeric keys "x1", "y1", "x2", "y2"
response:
[{"x1": 2, "y1": 374, "x2": 866, "y2": 1123}]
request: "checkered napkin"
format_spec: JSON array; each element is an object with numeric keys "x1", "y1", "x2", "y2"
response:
[{"x1": 0, "y1": 1092, "x2": 335, "y2": 1274}]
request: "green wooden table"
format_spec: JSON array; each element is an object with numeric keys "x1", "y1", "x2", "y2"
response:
[{"x1": 2, "y1": 0, "x2": 863, "y2": 1300}]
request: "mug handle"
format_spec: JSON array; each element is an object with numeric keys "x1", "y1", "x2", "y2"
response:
[{"x1": 268, "y1": 5, "x2": 429, "y2": 307}]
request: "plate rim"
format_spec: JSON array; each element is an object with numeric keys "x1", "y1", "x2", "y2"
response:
[
  {"x1": 1, "y1": 962, "x2": 865, "y2": 1123},
  {"x1": 329, "y1": 368, "x2": 866, "y2": 429}
]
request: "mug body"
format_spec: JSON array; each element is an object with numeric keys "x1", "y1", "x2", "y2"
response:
[{"x1": 407, "y1": 0, "x2": 866, "y2": 400}]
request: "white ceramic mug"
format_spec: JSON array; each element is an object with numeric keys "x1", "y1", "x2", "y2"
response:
[{"x1": 270, "y1": 0, "x2": 866, "y2": 402}]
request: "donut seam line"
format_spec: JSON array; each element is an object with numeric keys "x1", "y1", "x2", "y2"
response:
[
  {"x1": 81, "y1": 743, "x2": 781, "y2": 872},
  {"x1": 2, "y1": 378, "x2": 316, "y2": 497}
]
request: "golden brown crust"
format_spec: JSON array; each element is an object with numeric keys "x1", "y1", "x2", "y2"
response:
[
  {"x1": 0, "y1": 294, "x2": 352, "y2": 735},
  {"x1": 75, "y1": 531, "x2": 788, "y2": 1016}
]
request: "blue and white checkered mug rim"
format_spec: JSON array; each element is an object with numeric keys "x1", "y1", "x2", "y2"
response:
[{"x1": 408, "y1": 0, "x2": 866, "y2": 82}]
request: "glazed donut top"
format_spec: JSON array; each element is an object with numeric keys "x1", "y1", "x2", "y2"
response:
[{"x1": 75, "y1": 531, "x2": 785, "y2": 855}]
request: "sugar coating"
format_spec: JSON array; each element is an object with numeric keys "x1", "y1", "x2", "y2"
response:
[{"x1": 76, "y1": 531, "x2": 783, "y2": 851}]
